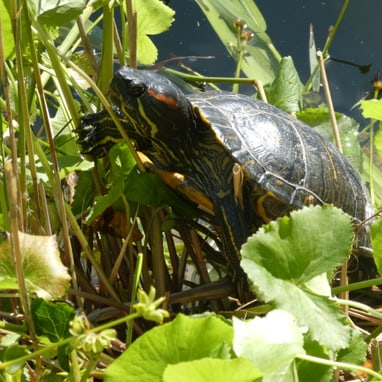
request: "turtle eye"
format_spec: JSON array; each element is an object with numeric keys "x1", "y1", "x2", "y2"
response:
[{"x1": 126, "y1": 79, "x2": 147, "y2": 97}]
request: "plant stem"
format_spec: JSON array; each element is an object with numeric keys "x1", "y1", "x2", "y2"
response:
[
  {"x1": 126, "y1": 0, "x2": 137, "y2": 68},
  {"x1": 296, "y1": 353, "x2": 382, "y2": 379},
  {"x1": 70, "y1": 349, "x2": 82, "y2": 382},
  {"x1": 68, "y1": 61, "x2": 146, "y2": 173},
  {"x1": 4, "y1": 163, "x2": 39, "y2": 356},
  {"x1": 322, "y1": 0, "x2": 350, "y2": 57},
  {"x1": 336, "y1": 298, "x2": 382, "y2": 321},
  {"x1": 316, "y1": 51, "x2": 342, "y2": 152},
  {"x1": 81, "y1": 356, "x2": 98, "y2": 382},
  {"x1": 27, "y1": 13, "x2": 79, "y2": 291},
  {"x1": 126, "y1": 252, "x2": 143, "y2": 346},
  {"x1": 332, "y1": 276, "x2": 382, "y2": 295},
  {"x1": 0, "y1": 312, "x2": 141, "y2": 370},
  {"x1": 151, "y1": 209, "x2": 168, "y2": 298},
  {"x1": 98, "y1": 3, "x2": 114, "y2": 95},
  {"x1": 64, "y1": 203, "x2": 121, "y2": 303},
  {"x1": 367, "y1": 120, "x2": 377, "y2": 207},
  {"x1": 163, "y1": 68, "x2": 263, "y2": 89},
  {"x1": 10, "y1": 0, "x2": 29, "y2": 230}
]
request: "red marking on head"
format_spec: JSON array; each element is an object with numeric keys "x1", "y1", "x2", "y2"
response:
[{"x1": 147, "y1": 89, "x2": 179, "y2": 109}]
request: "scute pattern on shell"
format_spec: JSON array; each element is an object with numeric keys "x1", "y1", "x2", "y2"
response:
[{"x1": 189, "y1": 91, "x2": 370, "y2": 228}]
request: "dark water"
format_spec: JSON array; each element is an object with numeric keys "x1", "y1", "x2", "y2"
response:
[{"x1": 154, "y1": 0, "x2": 382, "y2": 121}]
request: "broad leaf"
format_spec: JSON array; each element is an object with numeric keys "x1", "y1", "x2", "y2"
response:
[
  {"x1": 104, "y1": 314, "x2": 233, "y2": 382},
  {"x1": 242, "y1": 205, "x2": 353, "y2": 283},
  {"x1": 2, "y1": 345, "x2": 30, "y2": 375},
  {"x1": 360, "y1": 99, "x2": 382, "y2": 121},
  {"x1": 241, "y1": 205, "x2": 354, "y2": 351},
  {"x1": 297, "y1": 329, "x2": 367, "y2": 382},
  {"x1": 70, "y1": 170, "x2": 96, "y2": 216},
  {"x1": 31, "y1": 299, "x2": 75, "y2": 371},
  {"x1": 0, "y1": 232, "x2": 71, "y2": 298},
  {"x1": 57, "y1": 156, "x2": 94, "y2": 177},
  {"x1": 308, "y1": 24, "x2": 320, "y2": 93},
  {"x1": 297, "y1": 107, "x2": 340, "y2": 127},
  {"x1": 374, "y1": 128, "x2": 382, "y2": 158},
  {"x1": 27, "y1": 0, "x2": 86, "y2": 27},
  {"x1": 296, "y1": 339, "x2": 333, "y2": 382},
  {"x1": 0, "y1": 0, "x2": 14, "y2": 59},
  {"x1": 85, "y1": 143, "x2": 132, "y2": 224},
  {"x1": 266, "y1": 56, "x2": 303, "y2": 113},
  {"x1": 375, "y1": 126, "x2": 382, "y2": 161},
  {"x1": 125, "y1": 170, "x2": 199, "y2": 218},
  {"x1": 163, "y1": 358, "x2": 263, "y2": 382},
  {"x1": 133, "y1": 0, "x2": 175, "y2": 65},
  {"x1": 87, "y1": 182, "x2": 124, "y2": 225},
  {"x1": 233, "y1": 310, "x2": 304, "y2": 373},
  {"x1": 337, "y1": 329, "x2": 367, "y2": 365},
  {"x1": 0, "y1": 277, "x2": 19, "y2": 290},
  {"x1": 85, "y1": 142, "x2": 198, "y2": 224},
  {"x1": 31, "y1": 299, "x2": 76, "y2": 342},
  {"x1": 110, "y1": 141, "x2": 137, "y2": 177},
  {"x1": 87, "y1": 143, "x2": 199, "y2": 223}
]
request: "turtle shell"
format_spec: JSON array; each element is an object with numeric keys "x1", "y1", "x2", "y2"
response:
[{"x1": 188, "y1": 91, "x2": 370, "y2": 230}]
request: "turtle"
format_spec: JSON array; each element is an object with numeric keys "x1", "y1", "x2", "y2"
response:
[{"x1": 77, "y1": 67, "x2": 372, "y2": 281}]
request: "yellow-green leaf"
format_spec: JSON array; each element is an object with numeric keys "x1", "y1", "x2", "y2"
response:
[
  {"x1": 0, "y1": 232, "x2": 71, "y2": 298},
  {"x1": 359, "y1": 99, "x2": 382, "y2": 121},
  {"x1": 133, "y1": 0, "x2": 175, "y2": 65},
  {"x1": 0, "y1": 0, "x2": 14, "y2": 59}
]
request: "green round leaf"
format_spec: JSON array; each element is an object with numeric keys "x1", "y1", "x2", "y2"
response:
[
  {"x1": 133, "y1": 0, "x2": 175, "y2": 65},
  {"x1": 240, "y1": 205, "x2": 354, "y2": 352},
  {"x1": 0, "y1": 232, "x2": 71, "y2": 298},
  {"x1": 233, "y1": 310, "x2": 304, "y2": 373},
  {"x1": 163, "y1": 358, "x2": 263, "y2": 382},
  {"x1": 104, "y1": 314, "x2": 233, "y2": 382},
  {"x1": 31, "y1": 299, "x2": 76, "y2": 342},
  {"x1": 360, "y1": 99, "x2": 382, "y2": 121},
  {"x1": 241, "y1": 205, "x2": 353, "y2": 283}
]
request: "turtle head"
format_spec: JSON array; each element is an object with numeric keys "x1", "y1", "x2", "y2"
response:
[{"x1": 109, "y1": 67, "x2": 195, "y2": 143}]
